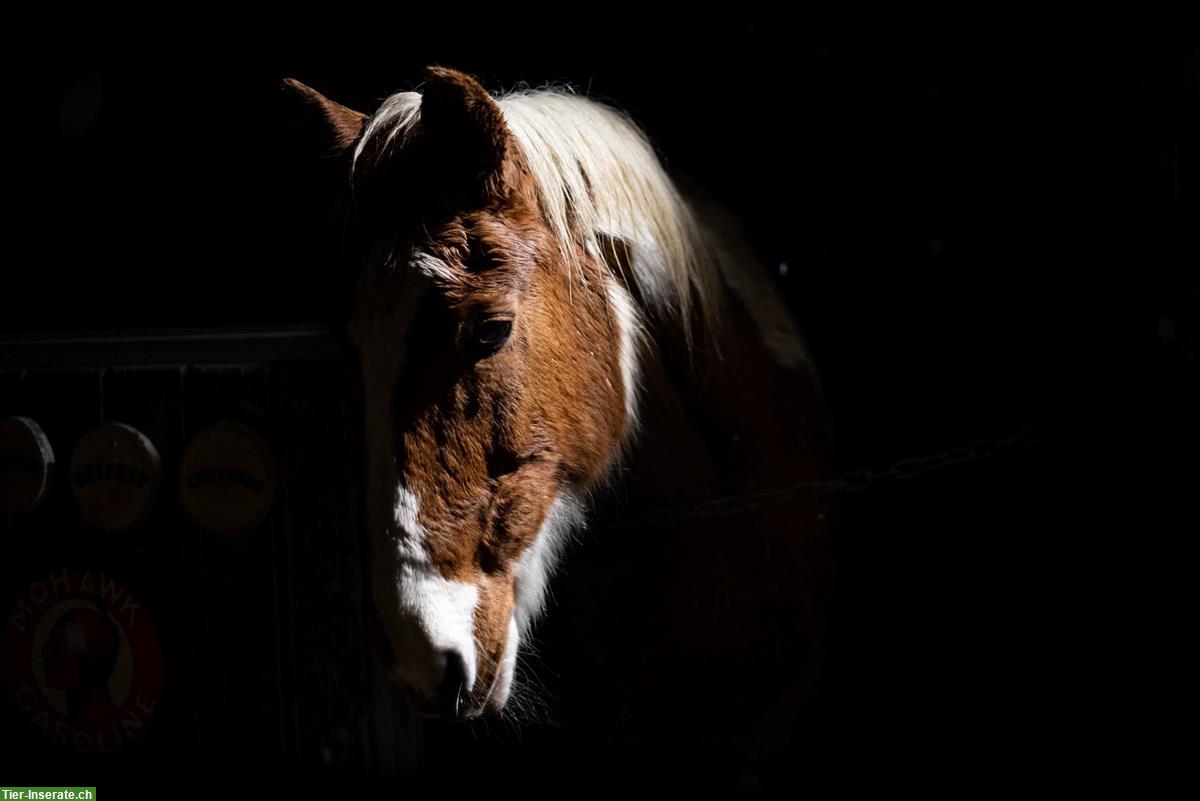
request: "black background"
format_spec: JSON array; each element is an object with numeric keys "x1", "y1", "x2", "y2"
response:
[{"x1": 3, "y1": 19, "x2": 1196, "y2": 792}]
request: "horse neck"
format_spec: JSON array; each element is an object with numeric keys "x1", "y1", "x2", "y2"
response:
[
  {"x1": 556, "y1": 254, "x2": 835, "y2": 753},
  {"x1": 601, "y1": 260, "x2": 833, "y2": 522}
]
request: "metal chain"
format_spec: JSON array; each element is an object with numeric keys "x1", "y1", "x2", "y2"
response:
[{"x1": 603, "y1": 422, "x2": 1056, "y2": 528}]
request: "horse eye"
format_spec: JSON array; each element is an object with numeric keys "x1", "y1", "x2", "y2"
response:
[{"x1": 474, "y1": 318, "x2": 513, "y2": 350}]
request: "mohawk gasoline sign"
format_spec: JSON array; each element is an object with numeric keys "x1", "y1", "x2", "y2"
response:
[{"x1": 2, "y1": 569, "x2": 163, "y2": 752}]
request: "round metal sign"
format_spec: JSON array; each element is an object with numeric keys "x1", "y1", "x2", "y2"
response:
[
  {"x1": 0, "y1": 416, "x2": 56, "y2": 513},
  {"x1": 180, "y1": 422, "x2": 276, "y2": 536},
  {"x1": 70, "y1": 423, "x2": 161, "y2": 531}
]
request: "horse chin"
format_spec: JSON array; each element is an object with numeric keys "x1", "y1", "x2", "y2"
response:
[
  {"x1": 470, "y1": 623, "x2": 521, "y2": 717},
  {"x1": 485, "y1": 617, "x2": 520, "y2": 714},
  {"x1": 484, "y1": 664, "x2": 515, "y2": 715}
]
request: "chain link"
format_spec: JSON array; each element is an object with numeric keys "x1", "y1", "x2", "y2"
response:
[{"x1": 603, "y1": 422, "x2": 1055, "y2": 528}]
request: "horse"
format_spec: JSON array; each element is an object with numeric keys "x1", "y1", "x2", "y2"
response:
[{"x1": 285, "y1": 66, "x2": 834, "y2": 773}]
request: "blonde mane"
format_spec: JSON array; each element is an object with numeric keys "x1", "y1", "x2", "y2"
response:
[{"x1": 353, "y1": 86, "x2": 722, "y2": 339}]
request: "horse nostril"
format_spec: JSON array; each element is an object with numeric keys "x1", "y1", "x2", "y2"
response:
[{"x1": 434, "y1": 650, "x2": 470, "y2": 711}]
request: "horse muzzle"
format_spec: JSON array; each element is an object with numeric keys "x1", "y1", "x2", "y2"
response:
[{"x1": 394, "y1": 650, "x2": 487, "y2": 720}]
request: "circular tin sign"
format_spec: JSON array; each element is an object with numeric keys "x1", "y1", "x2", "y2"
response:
[
  {"x1": 0, "y1": 417, "x2": 56, "y2": 513},
  {"x1": 70, "y1": 423, "x2": 161, "y2": 531},
  {"x1": 2, "y1": 568, "x2": 164, "y2": 752},
  {"x1": 180, "y1": 422, "x2": 276, "y2": 537}
]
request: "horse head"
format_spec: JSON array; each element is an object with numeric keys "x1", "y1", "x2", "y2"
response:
[{"x1": 287, "y1": 68, "x2": 651, "y2": 718}]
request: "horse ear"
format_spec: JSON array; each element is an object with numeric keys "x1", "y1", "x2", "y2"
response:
[
  {"x1": 282, "y1": 77, "x2": 368, "y2": 151},
  {"x1": 419, "y1": 67, "x2": 509, "y2": 181}
]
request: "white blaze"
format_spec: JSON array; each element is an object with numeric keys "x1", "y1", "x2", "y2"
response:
[
  {"x1": 352, "y1": 264, "x2": 482, "y2": 698},
  {"x1": 389, "y1": 486, "x2": 479, "y2": 694}
]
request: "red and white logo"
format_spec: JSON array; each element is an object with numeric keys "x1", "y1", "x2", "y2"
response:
[{"x1": 3, "y1": 569, "x2": 163, "y2": 752}]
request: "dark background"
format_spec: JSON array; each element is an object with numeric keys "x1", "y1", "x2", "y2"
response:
[{"x1": 3, "y1": 20, "x2": 1196, "y2": 792}]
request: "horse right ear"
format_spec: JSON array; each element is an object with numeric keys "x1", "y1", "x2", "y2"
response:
[
  {"x1": 419, "y1": 67, "x2": 508, "y2": 176},
  {"x1": 282, "y1": 78, "x2": 368, "y2": 152}
]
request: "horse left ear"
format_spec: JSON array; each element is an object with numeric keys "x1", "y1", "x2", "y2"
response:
[{"x1": 282, "y1": 77, "x2": 368, "y2": 151}]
